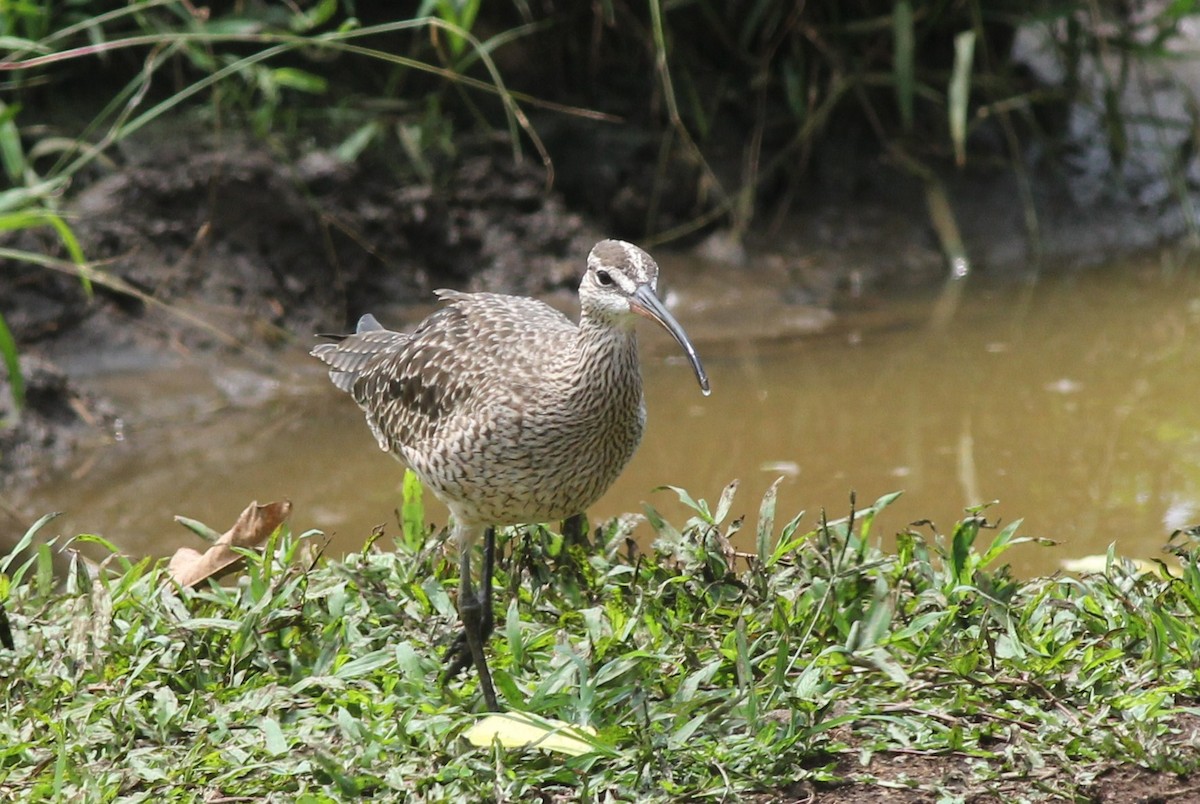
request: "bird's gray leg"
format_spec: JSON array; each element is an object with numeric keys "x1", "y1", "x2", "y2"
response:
[
  {"x1": 479, "y1": 524, "x2": 496, "y2": 633},
  {"x1": 451, "y1": 526, "x2": 499, "y2": 710},
  {"x1": 444, "y1": 526, "x2": 497, "y2": 678},
  {"x1": 470, "y1": 524, "x2": 496, "y2": 665}
]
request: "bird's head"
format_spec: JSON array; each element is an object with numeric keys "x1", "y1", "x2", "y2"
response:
[{"x1": 580, "y1": 239, "x2": 710, "y2": 395}]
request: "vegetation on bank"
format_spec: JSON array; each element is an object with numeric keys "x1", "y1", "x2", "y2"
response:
[
  {"x1": 2, "y1": 480, "x2": 1198, "y2": 801},
  {"x1": 3, "y1": 1, "x2": 1195, "y2": 221}
]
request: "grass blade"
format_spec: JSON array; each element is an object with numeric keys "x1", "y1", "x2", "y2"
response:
[
  {"x1": 893, "y1": 1, "x2": 915, "y2": 132},
  {"x1": 756, "y1": 477, "x2": 782, "y2": 564},
  {"x1": 1, "y1": 512, "x2": 59, "y2": 574},
  {"x1": 0, "y1": 311, "x2": 23, "y2": 416},
  {"x1": 949, "y1": 29, "x2": 976, "y2": 167},
  {"x1": 401, "y1": 468, "x2": 425, "y2": 550}
]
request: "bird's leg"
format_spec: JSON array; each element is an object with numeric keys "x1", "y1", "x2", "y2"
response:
[
  {"x1": 443, "y1": 526, "x2": 497, "y2": 678},
  {"x1": 561, "y1": 513, "x2": 587, "y2": 546},
  {"x1": 444, "y1": 526, "x2": 499, "y2": 710},
  {"x1": 479, "y1": 524, "x2": 496, "y2": 640}
]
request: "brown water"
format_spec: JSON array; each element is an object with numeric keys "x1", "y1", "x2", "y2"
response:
[{"x1": 10, "y1": 248, "x2": 1200, "y2": 577}]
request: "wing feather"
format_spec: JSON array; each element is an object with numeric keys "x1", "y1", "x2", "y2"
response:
[{"x1": 312, "y1": 292, "x2": 577, "y2": 453}]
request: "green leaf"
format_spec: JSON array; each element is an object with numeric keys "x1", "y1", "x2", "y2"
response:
[
  {"x1": 950, "y1": 517, "x2": 979, "y2": 583},
  {"x1": 334, "y1": 648, "x2": 393, "y2": 679},
  {"x1": 981, "y1": 518, "x2": 1025, "y2": 567},
  {"x1": 401, "y1": 468, "x2": 425, "y2": 549},
  {"x1": 768, "y1": 513, "x2": 807, "y2": 567},
  {"x1": 756, "y1": 477, "x2": 781, "y2": 565},
  {"x1": 505, "y1": 597, "x2": 523, "y2": 664},
  {"x1": 290, "y1": 0, "x2": 338, "y2": 31},
  {"x1": 643, "y1": 503, "x2": 681, "y2": 542},
  {"x1": 177, "y1": 617, "x2": 242, "y2": 632},
  {"x1": 335, "y1": 122, "x2": 379, "y2": 164},
  {"x1": 0, "y1": 210, "x2": 91, "y2": 296},
  {"x1": 432, "y1": 0, "x2": 480, "y2": 58},
  {"x1": 269, "y1": 67, "x2": 328, "y2": 94},
  {"x1": 394, "y1": 640, "x2": 426, "y2": 679},
  {"x1": 0, "y1": 101, "x2": 26, "y2": 184},
  {"x1": 713, "y1": 480, "x2": 738, "y2": 524},
  {"x1": 173, "y1": 516, "x2": 224, "y2": 544},
  {"x1": 861, "y1": 646, "x2": 910, "y2": 684},
  {"x1": 667, "y1": 712, "x2": 709, "y2": 749},
  {"x1": 659, "y1": 484, "x2": 708, "y2": 520},
  {"x1": 860, "y1": 491, "x2": 902, "y2": 540},
  {"x1": 0, "y1": 311, "x2": 23, "y2": 416},
  {"x1": 0, "y1": 36, "x2": 48, "y2": 54},
  {"x1": 676, "y1": 659, "x2": 721, "y2": 703},
  {"x1": 261, "y1": 717, "x2": 289, "y2": 756}
]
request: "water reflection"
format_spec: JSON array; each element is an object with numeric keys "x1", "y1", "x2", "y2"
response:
[{"x1": 10, "y1": 250, "x2": 1200, "y2": 577}]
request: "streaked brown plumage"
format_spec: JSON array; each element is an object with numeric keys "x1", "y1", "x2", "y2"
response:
[{"x1": 313, "y1": 239, "x2": 709, "y2": 710}]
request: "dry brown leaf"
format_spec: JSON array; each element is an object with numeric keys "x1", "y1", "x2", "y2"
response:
[{"x1": 168, "y1": 500, "x2": 291, "y2": 587}]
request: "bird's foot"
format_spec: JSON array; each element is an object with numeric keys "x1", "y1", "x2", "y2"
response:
[{"x1": 441, "y1": 591, "x2": 494, "y2": 680}]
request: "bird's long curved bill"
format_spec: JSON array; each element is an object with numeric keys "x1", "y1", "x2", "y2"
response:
[{"x1": 632, "y1": 285, "x2": 711, "y2": 395}]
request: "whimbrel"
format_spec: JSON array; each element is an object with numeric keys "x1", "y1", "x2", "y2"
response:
[{"x1": 312, "y1": 239, "x2": 709, "y2": 710}]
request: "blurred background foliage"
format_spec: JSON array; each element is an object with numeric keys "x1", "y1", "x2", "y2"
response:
[{"x1": 2, "y1": 1, "x2": 1197, "y2": 224}]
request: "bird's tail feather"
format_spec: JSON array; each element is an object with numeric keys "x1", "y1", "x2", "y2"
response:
[{"x1": 311, "y1": 317, "x2": 406, "y2": 394}]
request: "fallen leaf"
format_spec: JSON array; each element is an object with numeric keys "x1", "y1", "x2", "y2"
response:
[
  {"x1": 168, "y1": 500, "x2": 291, "y2": 587},
  {"x1": 464, "y1": 712, "x2": 604, "y2": 757}
]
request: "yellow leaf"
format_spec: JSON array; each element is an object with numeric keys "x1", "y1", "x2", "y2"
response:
[{"x1": 464, "y1": 712, "x2": 601, "y2": 757}]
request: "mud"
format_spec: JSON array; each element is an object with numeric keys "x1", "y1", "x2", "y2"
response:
[{"x1": 7, "y1": 136, "x2": 596, "y2": 353}]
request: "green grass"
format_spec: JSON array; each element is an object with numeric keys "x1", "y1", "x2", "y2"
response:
[{"x1": 2, "y1": 484, "x2": 1199, "y2": 801}]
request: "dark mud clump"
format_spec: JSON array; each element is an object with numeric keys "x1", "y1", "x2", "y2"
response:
[{"x1": 7, "y1": 138, "x2": 596, "y2": 356}]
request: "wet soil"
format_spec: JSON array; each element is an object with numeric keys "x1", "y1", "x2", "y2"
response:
[
  {"x1": 747, "y1": 704, "x2": 1200, "y2": 802},
  {"x1": 753, "y1": 754, "x2": 1199, "y2": 802},
  {"x1": 0, "y1": 356, "x2": 116, "y2": 493}
]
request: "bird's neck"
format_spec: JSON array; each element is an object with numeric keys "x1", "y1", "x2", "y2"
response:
[{"x1": 574, "y1": 315, "x2": 641, "y2": 389}]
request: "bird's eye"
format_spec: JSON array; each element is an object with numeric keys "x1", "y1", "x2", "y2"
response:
[{"x1": 596, "y1": 270, "x2": 614, "y2": 286}]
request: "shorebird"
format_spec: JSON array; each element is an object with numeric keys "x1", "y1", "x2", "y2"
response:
[{"x1": 312, "y1": 239, "x2": 709, "y2": 710}]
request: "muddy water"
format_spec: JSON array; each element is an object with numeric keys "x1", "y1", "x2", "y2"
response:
[{"x1": 13, "y1": 248, "x2": 1200, "y2": 577}]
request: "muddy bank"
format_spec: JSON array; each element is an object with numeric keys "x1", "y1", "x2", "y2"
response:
[{"x1": 6, "y1": 137, "x2": 597, "y2": 358}]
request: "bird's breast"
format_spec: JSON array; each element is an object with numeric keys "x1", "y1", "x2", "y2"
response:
[{"x1": 409, "y1": 361, "x2": 646, "y2": 526}]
